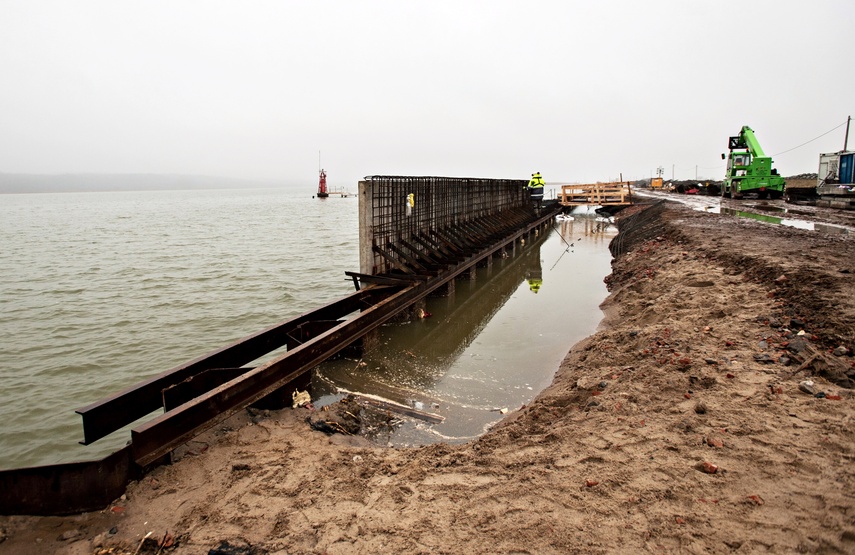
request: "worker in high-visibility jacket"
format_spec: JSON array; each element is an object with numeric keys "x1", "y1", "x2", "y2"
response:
[
  {"x1": 526, "y1": 261, "x2": 543, "y2": 293},
  {"x1": 527, "y1": 172, "x2": 545, "y2": 209}
]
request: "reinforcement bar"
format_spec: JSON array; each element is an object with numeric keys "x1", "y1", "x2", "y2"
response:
[{"x1": 359, "y1": 176, "x2": 530, "y2": 276}]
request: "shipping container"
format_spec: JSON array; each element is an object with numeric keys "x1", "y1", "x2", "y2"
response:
[{"x1": 840, "y1": 152, "x2": 854, "y2": 185}]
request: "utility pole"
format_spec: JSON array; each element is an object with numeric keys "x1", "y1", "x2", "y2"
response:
[
  {"x1": 695, "y1": 165, "x2": 698, "y2": 180},
  {"x1": 845, "y1": 115, "x2": 851, "y2": 152},
  {"x1": 672, "y1": 164, "x2": 675, "y2": 180}
]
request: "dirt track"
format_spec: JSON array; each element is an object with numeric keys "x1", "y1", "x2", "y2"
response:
[{"x1": 2, "y1": 200, "x2": 854, "y2": 554}]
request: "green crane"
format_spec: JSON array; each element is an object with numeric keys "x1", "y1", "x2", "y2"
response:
[{"x1": 721, "y1": 125, "x2": 786, "y2": 199}]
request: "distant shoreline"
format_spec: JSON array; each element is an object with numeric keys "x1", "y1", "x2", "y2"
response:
[{"x1": 0, "y1": 172, "x2": 295, "y2": 194}]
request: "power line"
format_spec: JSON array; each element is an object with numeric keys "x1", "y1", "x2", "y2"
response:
[
  {"x1": 772, "y1": 120, "x2": 849, "y2": 157},
  {"x1": 652, "y1": 119, "x2": 849, "y2": 180}
]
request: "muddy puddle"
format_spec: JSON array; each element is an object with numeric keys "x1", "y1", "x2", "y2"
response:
[
  {"x1": 713, "y1": 206, "x2": 849, "y2": 234},
  {"x1": 311, "y1": 211, "x2": 617, "y2": 446},
  {"x1": 637, "y1": 191, "x2": 851, "y2": 234}
]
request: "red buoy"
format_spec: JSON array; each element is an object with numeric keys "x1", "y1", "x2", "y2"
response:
[{"x1": 317, "y1": 168, "x2": 329, "y2": 198}]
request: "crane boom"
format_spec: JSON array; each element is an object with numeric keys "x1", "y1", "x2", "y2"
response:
[{"x1": 737, "y1": 126, "x2": 767, "y2": 157}]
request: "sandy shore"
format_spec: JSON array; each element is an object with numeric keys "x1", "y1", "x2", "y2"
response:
[{"x1": 2, "y1": 200, "x2": 854, "y2": 555}]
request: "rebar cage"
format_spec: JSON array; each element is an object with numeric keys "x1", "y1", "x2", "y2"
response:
[{"x1": 358, "y1": 176, "x2": 531, "y2": 276}]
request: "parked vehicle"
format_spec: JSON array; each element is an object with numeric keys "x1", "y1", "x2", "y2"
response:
[{"x1": 721, "y1": 125, "x2": 786, "y2": 199}]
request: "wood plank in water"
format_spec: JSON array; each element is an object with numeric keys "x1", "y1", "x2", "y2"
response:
[{"x1": 352, "y1": 394, "x2": 445, "y2": 424}]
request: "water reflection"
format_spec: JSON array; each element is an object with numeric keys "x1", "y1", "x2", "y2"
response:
[
  {"x1": 752, "y1": 203, "x2": 786, "y2": 213},
  {"x1": 718, "y1": 207, "x2": 848, "y2": 234},
  {"x1": 720, "y1": 207, "x2": 785, "y2": 225},
  {"x1": 312, "y1": 213, "x2": 617, "y2": 446},
  {"x1": 641, "y1": 191, "x2": 851, "y2": 235}
]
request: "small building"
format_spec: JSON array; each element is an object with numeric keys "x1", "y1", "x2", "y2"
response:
[{"x1": 817, "y1": 150, "x2": 855, "y2": 208}]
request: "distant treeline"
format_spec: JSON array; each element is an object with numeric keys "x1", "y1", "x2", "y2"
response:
[{"x1": 0, "y1": 173, "x2": 296, "y2": 194}]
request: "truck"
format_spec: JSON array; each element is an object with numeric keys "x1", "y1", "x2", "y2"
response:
[
  {"x1": 721, "y1": 125, "x2": 786, "y2": 199},
  {"x1": 650, "y1": 166, "x2": 664, "y2": 189}
]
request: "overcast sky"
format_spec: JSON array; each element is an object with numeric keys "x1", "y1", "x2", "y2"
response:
[{"x1": 1, "y1": 1, "x2": 853, "y2": 186}]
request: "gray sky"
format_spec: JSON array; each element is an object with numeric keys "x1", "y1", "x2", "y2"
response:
[{"x1": 1, "y1": 1, "x2": 853, "y2": 187}]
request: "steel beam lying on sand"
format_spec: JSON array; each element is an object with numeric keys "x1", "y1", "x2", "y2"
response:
[
  {"x1": 131, "y1": 284, "x2": 417, "y2": 465},
  {"x1": 0, "y1": 446, "x2": 137, "y2": 516}
]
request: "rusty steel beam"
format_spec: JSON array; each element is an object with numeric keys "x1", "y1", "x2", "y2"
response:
[
  {"x1": 130, "y1": 284, "x2": 421, "y2": 466},
  {"x1": 385, "y1": 242, "x2": 432, "y2": 274},
  {"x1": 285, "y1": 320, "x2": 345, "y2": 350},
  {"x1": 411, "y1": 234, "x2": 456, "y2": 263},
  {"x1": 162, "y1": 368, "x2": 251, "y2": 412},
  {"x1": 372, "y1": 244, "x2": 417, "y2": 275},
  {"x1": 0, "y1": 446, "x2": 139, "y2": 516},
  {"x1": 425, "y1": 229, "x2": 464, "y2": 257},
  {"x1": 399, "y1": 238, "x2": 444, "y2": 268},
  {"x1": 431, "y1": 228, "x2": 473, "y2": 254},
  {"x1": 75, "y1": 288, "x2": 389, "y2": 445},
  {"x1": 443, "y1": 223, "x2": 480, "y2": 247},
  {"x1": 345, "y1": 271, "x2": 419, "y2": 288}
]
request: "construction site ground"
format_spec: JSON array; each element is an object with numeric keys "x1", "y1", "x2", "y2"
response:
[{"x1": 2, "y1": 199, "x2": 855, "y2": 555}]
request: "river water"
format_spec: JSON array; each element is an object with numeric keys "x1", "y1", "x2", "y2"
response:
[{"x1": 0, "y1": 187, "x2": 616, "y2": 469}]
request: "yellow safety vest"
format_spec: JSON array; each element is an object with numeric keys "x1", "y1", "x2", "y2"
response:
[{"x1": 528, "y1": 173, "x2": 544, "y2": 189}]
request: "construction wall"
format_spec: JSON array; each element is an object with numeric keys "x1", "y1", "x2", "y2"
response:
[{"x1": 358, "y1": 176, "x2": 529, "y2": 275}]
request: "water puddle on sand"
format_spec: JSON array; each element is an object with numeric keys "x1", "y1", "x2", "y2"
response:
[
  {"x1": 654, "y1": 196, "x2": 849, "y2": 234},
  {"x1": 637, "y1": 191, "x2": 851, "y2": 234},
  {"x1": 311, "y1": 211, "x2": 618, "y2": 446},
  {"x1": 710, "y1": 206, "x2": 849, "y2": 234}
]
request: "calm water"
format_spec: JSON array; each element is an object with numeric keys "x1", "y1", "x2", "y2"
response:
[
  {"x1": 0, "y1": 187, "x2": 359, "y2": 469},
  {"x1": 314, "y1": 214, "x2": 618, "y2": 445},
  {"x1": 0, "y1": 188, "x2": 615, "y2": 469}
]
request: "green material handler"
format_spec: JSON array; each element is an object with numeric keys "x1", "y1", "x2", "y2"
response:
[{"x1": 721, "y1": 125, "x2": 786, "y2": 199}]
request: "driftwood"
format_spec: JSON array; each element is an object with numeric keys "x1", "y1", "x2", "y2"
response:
[
  {"x1": 353, "y1": 395, "x2": 445, "y2": 425},
  {"x1": 786, "y1": 347, "x2": 819, "y2": 378},
  {"x1": 787, "y1": 344, "x2": 854, "y2": 388},
  {"x1": 306, "y1": 393, "x2": 444, "y2": 437}
]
